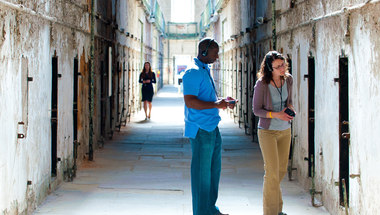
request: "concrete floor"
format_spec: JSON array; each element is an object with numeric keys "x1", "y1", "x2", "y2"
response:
[{"x1": 34, "y1": 85, "x2": 329, "y2": 215}]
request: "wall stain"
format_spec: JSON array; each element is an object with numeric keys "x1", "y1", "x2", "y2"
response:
[{"x1": 0, "y1": 21, "x2": 5, "y2": 48}]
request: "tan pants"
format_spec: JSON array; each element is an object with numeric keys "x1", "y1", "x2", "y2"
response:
[{"x1": 258, "y1": 128, "x2": 291, "y2": 215}]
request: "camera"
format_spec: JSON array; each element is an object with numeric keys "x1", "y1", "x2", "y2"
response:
[
  {"x1": 284, "y1": 107, "x2": 296, "y2": 117},
  {"x1": 225, "y1": 97, "x2": 237, "y2": 104}
]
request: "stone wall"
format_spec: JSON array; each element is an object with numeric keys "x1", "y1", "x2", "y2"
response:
[
  {"x1": 204, "y1": 0, "x2": 380, "y2": 214},
  {"x1": 0, "y1": 0, "x2": 164, "y2": 214}
]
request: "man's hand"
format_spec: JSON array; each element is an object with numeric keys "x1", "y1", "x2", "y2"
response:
[
  {"x1": 228, "y1": 102, "x2": 236, "y2": 109},
  {"x1": 215, "y1": 99, "x2": 228, "y2": 110},
  {"x1": 184, "y1": 95, "x2": 226, "y2": 110},
  {"x1": 225, "y1": 96, "x2": 238, "y2": 109}
]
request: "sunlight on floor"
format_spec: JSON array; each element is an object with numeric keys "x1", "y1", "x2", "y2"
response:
[
  {"x1": 156, "y1": 91, "x2": 183, "y2": 98},
  {"x1": 133, "y1": 85, "x2": 235, "y2": 126}
]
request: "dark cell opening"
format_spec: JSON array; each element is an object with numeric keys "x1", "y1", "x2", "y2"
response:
[
  {"x1": 339, "y1": 57, "x2": 349, "y2": 207},
  {"x1": 307, "y1": 57, "x2": 315, "y2": 178},
  {"x1": 51, "y1": 56, "x2": 58, "y2": 177}
]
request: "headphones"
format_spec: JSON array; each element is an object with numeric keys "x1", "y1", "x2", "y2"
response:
[
  {"x1": 201, "y1": 39, "x2": 214, "y2": 57},
  {"x1": 265, "y1": 55, "x2": 273, "y2": 72},
  {"x1": 265, "y1": 51, "x2": 285, "y2": 72}
]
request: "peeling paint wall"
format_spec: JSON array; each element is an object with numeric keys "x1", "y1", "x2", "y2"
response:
[
  {"x1": 260, "y1": 0, "x2": 380, "y2": 214},
  {"x1": 1, "y1": 0, "x2": 164, "y2": 214},
  {"x1": 273, "y1": 1, "x2": 380, "y2": 214},
  {"x1": 203, "y1": 0, "x2": 380, "y2": 214},
  {"x1": 349, "y1": 5, "x2": 380, "y2": 214},
  {"x1": 0, "y1": 0, "x2": 90, "y2": 214}
]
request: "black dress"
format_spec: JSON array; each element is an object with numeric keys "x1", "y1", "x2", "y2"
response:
[{"x1": 139, "y1": 72, "x2": 156, "y2": 102}]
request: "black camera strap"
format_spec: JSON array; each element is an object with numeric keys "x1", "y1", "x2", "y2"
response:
[
  {"x1": 272, "y1": 78, "x2": 284, "y2": 108},
  {"x1": 205, "y1": 66, "x2": 218, "y2": 98}
]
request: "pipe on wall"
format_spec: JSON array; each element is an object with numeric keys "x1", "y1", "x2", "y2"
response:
[
  {"x1": 271, "y1": 0, "x2": 276, "y2": 50},
  {"x1": 89, "y1": 0, "x2": 95, "y2": 161},
  {"x1": 255, "y1": 0, "x2": 380, "y2": 45},
  {"x1": 0, "y1": 0, "x2": 90, "y2": 35}
]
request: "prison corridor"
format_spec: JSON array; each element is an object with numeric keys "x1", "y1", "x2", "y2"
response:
[{"x1": 34, "y1": 85, "x2": 328, "y2": 215}]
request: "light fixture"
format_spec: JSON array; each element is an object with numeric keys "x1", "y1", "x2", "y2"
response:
[
  {"x1": 256, "y1": 17, "x2": 264, "y2": 25},
  {"x1": 148, "y1": 15, "x2": 156, "y2": 23},
  {"x1": 256, "y1": 17, "x2": 269, "y2": 25},
  {"x1": 210, "y1": 12, "x2": 219, "y2": 23}
]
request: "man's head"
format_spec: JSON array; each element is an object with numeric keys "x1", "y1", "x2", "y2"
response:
[{"x1": 198, "y1": 38, "x2": 219, "y2": 64}]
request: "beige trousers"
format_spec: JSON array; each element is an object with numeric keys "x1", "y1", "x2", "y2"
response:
[{"x1": 258, "y1": 128, "x2": 291, "y2": 215}]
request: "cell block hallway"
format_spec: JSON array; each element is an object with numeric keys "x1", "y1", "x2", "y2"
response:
[{"x1": 34, "y1": 86, "x2": 329, "y2": 215}]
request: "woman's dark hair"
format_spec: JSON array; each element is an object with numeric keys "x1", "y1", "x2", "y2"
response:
[
  {"x1": 257, "y1": 51, "x2": 290, "y2": 84},
  {"x1": 140, "y1": 62, "x2": 153, "y2": 78}
]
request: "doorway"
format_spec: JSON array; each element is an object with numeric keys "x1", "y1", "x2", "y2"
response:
[
  {"x1": 51, "y1": 56, "x2": 58, "y2": 177},
  {"x1": 338, "y1": 57, "x2": 349, "y2": 207},
  {"x1": 307, "y1": 56, "x2": 315, "y2": 177},
  {"x1": 73, "y1": 58, "x2": 79, "y2": 176},
  {"x1": 100, "y1": 60, "x2": 107, "y2": 139}
]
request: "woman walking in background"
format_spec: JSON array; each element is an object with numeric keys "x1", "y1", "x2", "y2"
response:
[
  {"x1": 139, "y1": 62, "x2": 156, "y2": 120},
  {"x1": 252, "y1": 51, "x2": 296, "y2": 215}
]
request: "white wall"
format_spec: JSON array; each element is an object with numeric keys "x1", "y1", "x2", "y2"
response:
[
  {"x1": 0, "y1": 1, "x2": 90, "y2": 213},
  {"x1": 348, "y1": 4, "x2": 380, "y2": 214},
  {"x1": 276, "y1": 1, "x2": 380, "y2": 214}
]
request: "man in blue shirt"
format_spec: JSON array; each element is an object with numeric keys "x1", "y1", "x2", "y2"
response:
[{"x1": 183, "y1": 38, "x2": 236, "y2": 215}]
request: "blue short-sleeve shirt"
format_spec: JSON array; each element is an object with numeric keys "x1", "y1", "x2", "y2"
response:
[{"x1": 182, "y1": 58, "x2": 221, "y2": 138}]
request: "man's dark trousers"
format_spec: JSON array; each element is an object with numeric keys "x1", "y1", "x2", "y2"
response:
[{"x1": 190, "y1": 127, "x2": 222, "y2": 215}]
